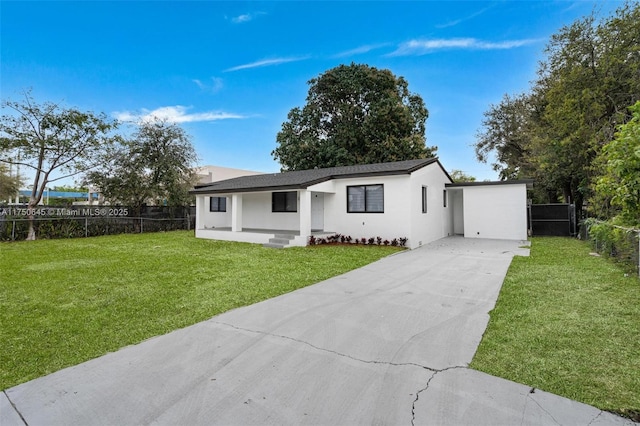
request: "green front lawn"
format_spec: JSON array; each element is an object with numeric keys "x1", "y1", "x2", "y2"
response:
[
  {"x1": 0, "y1": 231, "x2": 401, "y2": 390},
  {"x1": 471, "y1": 237, "x2": 640, "y2": 419}
]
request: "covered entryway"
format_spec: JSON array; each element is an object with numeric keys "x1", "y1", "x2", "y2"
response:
[{"x1": 449, "y1": 188, "x2": 464, "y2": 236}]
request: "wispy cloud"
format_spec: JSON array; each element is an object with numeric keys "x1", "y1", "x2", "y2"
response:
[
  {"x1": 333, "y1": 43, "x2": 391, "y2": 58},
  {"x1": 436, "y1": 4, "x2": 496, "y2": 29},
  {"x1": 388, "y1": 38, "x2": 540, "y2": 56},
  {"x1": 224, "y1": 56, "x2": 310, "y2": 72},
  {"x1": 113, "y1": 106, "x2": 245, "y2": 124},
  {"x1": 193, "y1": 77, "x2": 224, "y2": 93},
  {"x1": 229, "y1": 11, "x2": 266, "y2": 24}
]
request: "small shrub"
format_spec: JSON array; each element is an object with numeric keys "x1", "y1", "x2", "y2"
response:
[
  {"x1": 391, "y1": 238, "x2": 398, "y2": 247},
  {"x1": 383, "y1": 239, "x2": 389, "y2": 246},
  {"x1": 360, "y1": 237, "x2": 367, "y2": 245},
  {"x1": 399, "y1": 237, "x2": 408, "y2": 247},
  {"x1": 376, "y1": 236, "x2": 382, "y2": 245},
  {"x1": 308, "y1": 235, "x2": 317, "y2": 245},
  {"x1": 368, "y1": 237, "x2": 375, "y2": 245}
]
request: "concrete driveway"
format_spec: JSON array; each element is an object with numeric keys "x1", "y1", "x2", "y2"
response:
[{"x1": 1, "y1": 238, "x2": 632, "y2": 425}]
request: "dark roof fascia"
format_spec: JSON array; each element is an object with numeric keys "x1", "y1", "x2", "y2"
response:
[
  {"x1": 446, "y1": 179, "x2": 534, "y2": 188},
  {"x1": 193, "y1": 184, "x2": 308, "y2": 195}
]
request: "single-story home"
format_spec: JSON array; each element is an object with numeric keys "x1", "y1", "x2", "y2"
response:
[{"x1": 190, "y1": 158, "x2": 532, "y2": 249}]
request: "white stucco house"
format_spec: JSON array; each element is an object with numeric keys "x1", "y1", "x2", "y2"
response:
[{"x1": 190, "y1": 158, "x2": 532, "y2": 249}]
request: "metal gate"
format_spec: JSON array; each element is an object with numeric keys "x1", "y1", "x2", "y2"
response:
[{"x1": 529, "y1": 203, "x2": 576, "y2": 236}]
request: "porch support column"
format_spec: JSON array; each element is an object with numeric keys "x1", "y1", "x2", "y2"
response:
[
  {"x1": 232, "y1": 194, "x2": 243, "y2": 232},
  {"x1": 195, "y1": 195, "x2": 205, "y2": 229},
  {"x1": 299, "y1": 189, "x2": 311, "y2": 242}
]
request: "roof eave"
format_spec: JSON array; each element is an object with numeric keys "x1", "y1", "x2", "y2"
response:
[{"x1": 446, "y1": 179, "x2": 534, "y2": 188}]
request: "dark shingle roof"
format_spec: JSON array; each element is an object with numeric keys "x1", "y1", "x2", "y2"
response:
[{"x1": 191, "y1": 158, "x2": 440, "y2": 194}]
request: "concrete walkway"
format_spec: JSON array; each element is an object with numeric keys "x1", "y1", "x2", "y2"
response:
[{"x1": 1, "y1": 238, "x2": 633, "y2": 425}]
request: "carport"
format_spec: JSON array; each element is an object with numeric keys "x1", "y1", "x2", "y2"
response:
[{"x1": 446, "y1": 180, "x2": 533, "y2": 240}]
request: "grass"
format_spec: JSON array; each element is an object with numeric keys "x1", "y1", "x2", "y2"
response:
[
  {"x1": 0, "y1": 230, "x2": 401, "y2": 390},
  {"x1": 471, "y1": 237, "x2": 640, "y2": 419}
]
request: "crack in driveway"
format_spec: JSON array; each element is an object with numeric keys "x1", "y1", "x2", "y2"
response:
[
  {"x1": 410, "y1": 366, "x2": 467, "y2": 426},
  {"x1": 211, "y1": 320, "x2": 438, "y2": 371},
  {"x1": 212, "y1": 320, "x2": 473, "y2": 426}
]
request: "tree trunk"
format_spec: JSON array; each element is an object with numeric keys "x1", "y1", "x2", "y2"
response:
[
  {"x1": 26, "y1": 197, "x2": 42, "y2": 241},
  {"x1": 26, "y1": 203, "x2": 37, "y2": 240}
]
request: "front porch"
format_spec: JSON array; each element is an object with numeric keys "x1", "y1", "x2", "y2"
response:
[{"x1": 195, "y1": 227, "x2": 336, "y2": 248}]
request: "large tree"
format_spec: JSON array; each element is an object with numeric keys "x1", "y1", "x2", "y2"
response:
[
  {"x1": 474, "y1": 3, "x2": 640, "y2": 213},
  {"x1": 475, "y1": 93, "x2": 537, "y2": 180},
  {"x1": 272, "y1": 63, "x2": 435, "y2": 171},
  {"x1": 85, "y1": 119, "x2": 198, "y2": 213},
  {"x1": 0, "y1": 91, "x2": 119, "y2": 239}
]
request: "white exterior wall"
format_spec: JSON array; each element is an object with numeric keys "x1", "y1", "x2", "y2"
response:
[
  {"x1": 461, "y1": 184, "x2": 528, "y2": 240},
  {"x1": 407, "y1": 163, "x2": 452, "y2": 248},
  {"x1": 311, "y1": 175, "x2": 412, "y2": 246},
  {"x1": 240, "y1": 192, "x2": 300, "y2": 230},
  {"x1": 197, "y1": 196, "x2": 232, "y2": 229},
  {"x1": 197, "y1": 192, "x2": 300, "y2": 231},
  {"x1": 195, "y1": 163, "x2": 532, "y2": 248}
]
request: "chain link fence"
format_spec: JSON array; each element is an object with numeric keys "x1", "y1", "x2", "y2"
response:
[
  {"x1": 0, "y1": 205, "x2": 195, "y2": 241},
  {"x1": 581, "y1": 218, "x2": 640, "y2": 277}
]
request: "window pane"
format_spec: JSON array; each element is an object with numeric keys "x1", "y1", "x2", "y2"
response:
[
  {"x1": 273, "y1": 193, "x2": 284, "y2": 212},
  {"x1": 285, "y1": 192, "x2": 297, "y2": 212},
  {"x1": 422, "y1": 186, "x2": 427, "y2": 213},
  {"x1": 348, "y1": 186, "x2": 365, "y2": 212},
  {"x1": 273, "y1": 192, "x2": 296, "y2": 212},
  {"x1": 210, "y1": 197, "x2": 227, "y2": 212},
  {"x1": 366, "y1": 185, "x2": 384, "y2": 212}
]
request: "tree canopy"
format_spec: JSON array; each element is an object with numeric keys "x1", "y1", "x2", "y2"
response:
[
  {"x1": 272, "y1": 63, "x2": 435, "y2": 171},
  {"x1": 0, "y1": 163, "x2": 22, "y2": 202},
  {"x1": 595, "y1": 101, "x2": 640, "y2": 225},
  {"x1": 474, "y1": 2, "x2": 640, "y2": 215},
  {"x1": 85, "y1": 119, "x2": 198, "y2": 212},
  {"x1": 449, "y1": 169, "x2": 477, "y2": 183},
  {"x1": 0, "y1": 91, "x2": 119, "y2": 239}
]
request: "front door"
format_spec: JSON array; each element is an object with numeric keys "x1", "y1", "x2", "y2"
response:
[{"x1": 311, "y1": 193, "x2": 324, "y2": 231}]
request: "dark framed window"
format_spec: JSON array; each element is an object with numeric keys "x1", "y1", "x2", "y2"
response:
[
  {"x1": 347, "y1": 184, "x2": 384, "y2": 213},
  {"x1": 272, "y1": 191, "x2": 297, "y2": 212},
  {"x1": 210, "y1": 196, "x2": 226, "y2": 212},
  {"x1": 443, "y1": 189, "x2": 447, "y2": 208},
  {"x1": 422, "y1": 186, "x2": 428, "y2": 213}
]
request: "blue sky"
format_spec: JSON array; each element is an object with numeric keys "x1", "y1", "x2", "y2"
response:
[{"x1": 1, "y1": 1, "x2": 622, "y2": 183}]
